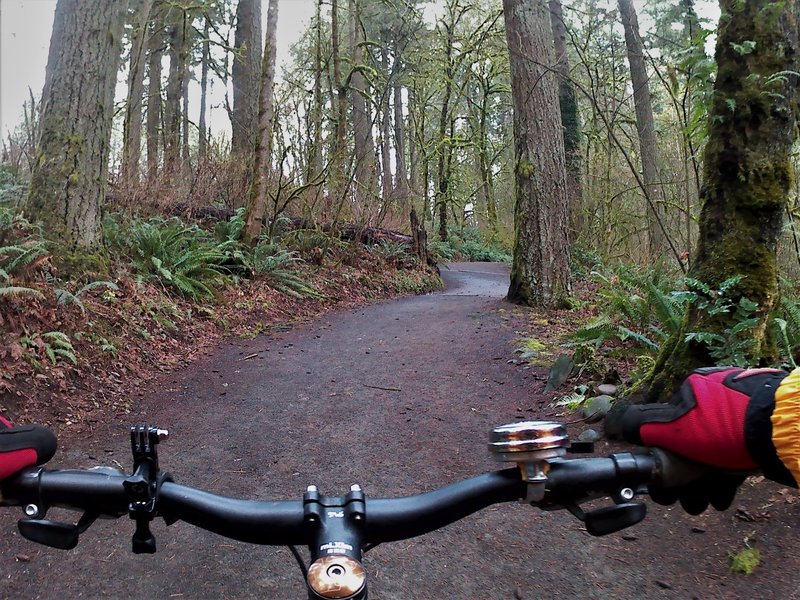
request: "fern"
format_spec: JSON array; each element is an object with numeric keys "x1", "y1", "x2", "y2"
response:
[
  {"x1": 54, "y1": 280, "x2": 118, "y2": 313},
  {"x1": 647, "y1": 282, "x2": 683, "y2": 335},
  {"x1": 249, "y1": 243, "x2": 322, "y2": 299},
  {"x1": 0, "y1": 285, "x2": 45, "y2": 300}
]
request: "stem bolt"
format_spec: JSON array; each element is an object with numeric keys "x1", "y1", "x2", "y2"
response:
[
  {"x1": 24, "y1": 504, "x2": 39, "y2": 518},
  {"x1": 620, "y1": 487, "x2": 634, "y2": 501}
]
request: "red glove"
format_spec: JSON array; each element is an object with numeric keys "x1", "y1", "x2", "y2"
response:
[
  {"x1": 0, "y1": 416, "x2": 57, "y2": 480},
  {"x1": 620, "y1": 367, "x2": 798, "y2": 513}
]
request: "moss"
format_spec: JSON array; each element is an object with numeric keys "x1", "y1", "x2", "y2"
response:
[
  {"x1": 729, "y1": 548, "x2": 761, "y2": 575},
  {"x1": 517, "y1": 159, "x2": 535, "y2": 179}
]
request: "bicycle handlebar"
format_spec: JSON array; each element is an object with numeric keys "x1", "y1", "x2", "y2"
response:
[{"x1": 0, "y1": 424, "x2": 709, "y2": 600}]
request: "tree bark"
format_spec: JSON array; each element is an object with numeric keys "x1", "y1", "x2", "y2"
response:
[
  {"x1": 549, "y1": 0, "x2": 583, "y2": 240},
  {"x1": 618, "y1": 0, "x2": 668, "y2": 260},
  {"x1": 27, "y1": 0, "x2": 127, "y2": 249},
  {"x1": 198, "y1": 15, "x2": 210, "y2": 161},
  {"x1": 393, "y1": 60, "x2": 410, "y2": 209},
  {"x1": 308, "y1": 0, "x2": 324, "y2": 186},
  {"x1": 122, "y1": 0, "x2": 154, "y2": 184},
  {"x1": 164, "y1": 5, "x2": 187, "y2": 175},
  {"x1": 243, "y1": 0, "x2": 279, "y2": 245},
  {"x1": 379, "y1": 44, "x2": 394, "y2": 201},
  {"x1": 435, "y1": 19, "x2": 455, "y2": 242},
  {"x1": 146, "y1": 2, "x2": 164, "y2": 179},
  {"x1": 503, "y1": 0, "x2": 571, "y2": 307},
  {"x1": 331, "y1": 0, "x2": 349, "y2": 209},
  {"x1": 232, "y1": 0, "x2": 262, "y2": 155},
  {"x1": 350, "y1": 0, "x2": 378, "y2": 208},
  {"x1": 648, "y1": 0, "x2": 799, "y2": 400}
]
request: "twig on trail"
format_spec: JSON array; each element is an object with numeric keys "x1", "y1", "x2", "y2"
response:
[
  {"x1": 363, "y1": 384, "x2": 402, "y2": 392},
  {"x1": 563, "y1": 415, "x2": 590, "y2": 425},
  {"x1": 242, "y1": 353, "x2": 260, "y2": 360}
]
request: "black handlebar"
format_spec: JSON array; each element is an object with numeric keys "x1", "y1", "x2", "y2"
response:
[
  {"x1": 0, "y1": 450, "x2": 688, "y2": 544},
  {"x1": 0, "y1": 443, "x2": 707, "y2": 600}
]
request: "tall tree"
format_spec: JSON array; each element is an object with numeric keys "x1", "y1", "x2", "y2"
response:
[
  {"x1": 198, "y1": 14, "x2": 210, "y2": 161},
  {"x1": 232, "y1": 0, "x2": 263, "y2": 155},
  {"x1": 350, "y1": 0, "x2": 378, "y2": 208},
  {"x1": 243, "y1": 0, "x2": 280, "y2": 245},
  {"x1": 549, "y1": 0, "x2": 583, "y2": 239},
  {"x1": 308, "y1": 0, "x2": 325, "y2": 186},
  {"x1": 618, "y1": 0, "x2": 668, "y2": 260},
  {"x1": 503, "y1": 0, "x2": 571, "y2": 307},
  {"x1": 647, "y1": 0, "x2": 799, "y2": 399},
  {"x1": 146, "y1": 2, "x2": 165, "y2": 179},
  {"x1": 330, "y1": 0, "x2": 349, "y2": 209},
  {"x1": 27, "y1": 0, "x2": 126, "y2": 249},
  {"x1": 164, "y1": 4, "x2": 188, "y2": 174},
  {"x1": 122, "y1": 0, "x2": 154, "y2": 184}
]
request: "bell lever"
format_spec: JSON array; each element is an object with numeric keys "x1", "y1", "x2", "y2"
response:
[{"x1": 123, "y1": 425, "x2": 172, "y2": 554}]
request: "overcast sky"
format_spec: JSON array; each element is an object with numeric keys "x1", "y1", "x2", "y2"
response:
[
  {"x1": 0, "y1": 0, "x2": 718, "y2": 141},
  {"x1": 0, "y1": 0, "x2": 316, "y2": 139}
]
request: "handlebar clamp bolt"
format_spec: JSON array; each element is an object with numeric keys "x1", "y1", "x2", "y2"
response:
[
  {"x1": 619, "y1": 487, "x2": 634, "y2": 501},
  {"x1": 23, "y1": 504, "x2": 39, "y2": 518}
]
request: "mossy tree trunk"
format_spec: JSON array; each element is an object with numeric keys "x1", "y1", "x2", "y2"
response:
[
  {"x1": 503, "y1": 0, "x2": 571, "y2": 308},
  {"x1": 26, "y1": 0, "x2": 126, "y2": 249},
  {"x1": 350, "y1": 0, "x2": 379, "y2": 209},
  {"x1": 243, "y1": 0, "x2": 279, "y2": 246},
  {"x1": 647, "y1": 0, "x2": 799, "y2": 401},
  {"x1": 122, "y1": 0, "x2": 154, "y2": 184},
  {"x1": 146, "y1": 2, "x2": 165, "y2": 180},
  {"x1": 232, "y1": 0, "x2": 262, "y2": 156},
  {"x1": 549, "y1": 0, "x2": 584, "y2": 242}
]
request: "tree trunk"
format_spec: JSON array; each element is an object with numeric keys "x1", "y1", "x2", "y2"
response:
[
  {"x1": 198, "y1": 15, "x2": 210, "y2": 161},
  {"x1": 350, "y1": 0, "x2": 378, "y2": 208},
  {"x1": 549, "y1": 0, "x2": 583, "y2": 241},
  {"x1": 232, "y1": 0, "x2": 262, "y2": 155},
  {"x1": 379, "y1": 44, "x2": 394, "y2": 201},
  {"x1": 503, "y1": 0, "x2": 571, "y2": 308},
  {"x1": 618, "y1": 0, "x2": 668, "y2": 260},
  {"x1": 308, "y1": 0, "x2": 324, "y2": 186},
  {"x1": 393, "y1": 60, "x2": 409, "y2": 209},
  {"x1": 164, "y1": 6, "x2": 187, "y2": 175},
  {"x1": 243, "y1": 0, "x2": 279, "y2": 245},
  {"x1": 648, "y1": 0, "x2": 799, "y2": 400},
  {"x1": 146, "y1": 3, "x2": 164, "y2": 179},
  {"x1": 27, "y1": 0, "x2": 126, "y2": 249},
  {"x1": 331, "y1": 0, "x2": 349, "y2": 208},
  {"x1": 122, "y1": 0, "x2": 153, "y2": 184},
  {"x1": 435, "y1": 23, "x2": 454, "y2": 242}
]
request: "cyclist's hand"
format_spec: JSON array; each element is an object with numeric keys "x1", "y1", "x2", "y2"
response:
[
  {"x1": 619, "y1": 367, "x2": 799, "y2": 514},
  {"x1": 0, "y1": 416, "x2": 57, "y2": 480}
]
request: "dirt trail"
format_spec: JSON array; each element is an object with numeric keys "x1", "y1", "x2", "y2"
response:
[{"x1": 1, "y1": 262, "x2": 798, "y2": 599}]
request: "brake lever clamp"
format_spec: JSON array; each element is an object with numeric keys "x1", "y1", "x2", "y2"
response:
[
  {"x1": 488, "y1": 421, "x2": 570, "y2": 503},
  {"x1": 123, "y1": 425, "x2": 173, "y2": 554}
]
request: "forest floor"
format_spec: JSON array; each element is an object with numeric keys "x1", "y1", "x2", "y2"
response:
[{"x1": 1, "y1": 262, "x2": 799, "y2": 599}]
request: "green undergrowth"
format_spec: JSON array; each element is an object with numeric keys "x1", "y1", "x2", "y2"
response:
[
  {"x1": 429, "y1": 226, "x2": 511, "y2": 264},
  {"x1": 526, "y1": 257, "x2": 800, "y2": 400},
  {"x1": 0, "y1": 205, "x2": 441, "y2": 420}
]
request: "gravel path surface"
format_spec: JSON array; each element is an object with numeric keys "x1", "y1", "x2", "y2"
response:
[{"x1": 1, "y1": 262, "x2": 798, "y2": 599}]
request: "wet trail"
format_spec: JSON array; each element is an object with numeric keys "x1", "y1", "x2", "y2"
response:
[{"x1": 1, "y1": 262, "x2": 798, "y2": 599}]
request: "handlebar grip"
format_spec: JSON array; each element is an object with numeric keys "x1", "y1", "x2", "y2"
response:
[{"x1": 648, "y1": 448, "x2": 711, "y2": 488}]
